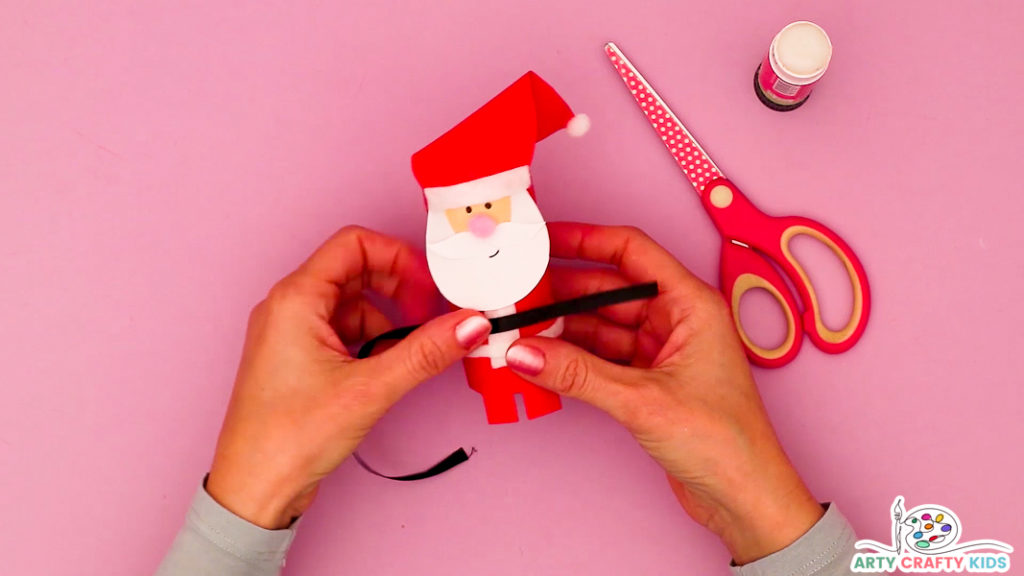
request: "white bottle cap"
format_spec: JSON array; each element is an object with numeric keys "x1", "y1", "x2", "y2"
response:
[{"x1": 769, "y1": 21, "x2": 833, "y2": 86}]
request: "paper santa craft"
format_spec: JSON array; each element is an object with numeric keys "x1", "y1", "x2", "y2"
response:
[{"x1": 411, "y1": 71, "x2": 589, "y2": 425}]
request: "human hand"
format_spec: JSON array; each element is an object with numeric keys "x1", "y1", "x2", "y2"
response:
[
  {"x1": 504, "y1": 222, "x2": 823, "y2": 565},
  {"x1": 206, "y1": 227, "x2": 492, "y2": 529}
]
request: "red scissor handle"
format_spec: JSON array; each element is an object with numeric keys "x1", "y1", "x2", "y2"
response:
[{"x1": 703, "y1": 178, "x2": 871, "y2": 364}]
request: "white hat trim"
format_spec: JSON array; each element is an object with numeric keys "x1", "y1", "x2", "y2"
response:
[{"x1": 424, "y1": 165, "x2": 531, "y2": 211}]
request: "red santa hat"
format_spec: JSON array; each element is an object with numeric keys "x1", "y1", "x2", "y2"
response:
[{"x1": 412, "y1": 71, "x2": 589, "y2": 211}]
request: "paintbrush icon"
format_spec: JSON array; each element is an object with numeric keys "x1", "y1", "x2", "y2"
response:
[{"x1": 893, "y1": 497, "x2": 904, "y2": 555}]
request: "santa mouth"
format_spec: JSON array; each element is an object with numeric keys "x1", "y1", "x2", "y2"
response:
[{"x1": 488, "y1": 249, "x2": 500, "y2": 258}]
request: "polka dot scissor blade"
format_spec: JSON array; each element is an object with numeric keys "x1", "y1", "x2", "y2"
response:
[
  {"x1": 605, "y1": 42, "x2": 722, "y2": 194},
  {"x1": 605, "y1": 42, "x2": 872, "y2": 370}
]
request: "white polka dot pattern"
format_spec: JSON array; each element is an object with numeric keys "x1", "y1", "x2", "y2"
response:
[{"x1": 606, "y1": 43, "x2": 722, "y2": 193}]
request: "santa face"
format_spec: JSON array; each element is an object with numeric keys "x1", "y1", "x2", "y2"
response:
[{"x1": 425, "y1": 171, "x2": 549, "y2": 312}]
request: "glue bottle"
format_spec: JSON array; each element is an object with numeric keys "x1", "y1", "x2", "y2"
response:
[{"x1": 754, "y1": 21, "x2": 833, "y2": 111}]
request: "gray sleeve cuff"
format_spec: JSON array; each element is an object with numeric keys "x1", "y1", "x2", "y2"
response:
[
  {"x1": 155, "y1": 482, "x2": 299, "y2": 576},
  {"x1": 730, "y1": 502, "x2": 856, "y2": 576}
]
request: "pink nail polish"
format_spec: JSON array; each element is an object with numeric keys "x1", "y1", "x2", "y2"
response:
[
  {"x1": 506, "y1": 345, "x2": 545, "y2": 376},
  {"x1": 455, "y1": 315, "x2": 491, "y2": 348}
]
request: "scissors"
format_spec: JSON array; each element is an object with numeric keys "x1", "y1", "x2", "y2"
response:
[{"x1": 605, "y1": 42, "x2": 870, "y2": 368}]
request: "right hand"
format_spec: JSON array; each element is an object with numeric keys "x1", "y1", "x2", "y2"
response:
[{"x1": 504, "y1": 222, "x2": 823, "y2": 565}]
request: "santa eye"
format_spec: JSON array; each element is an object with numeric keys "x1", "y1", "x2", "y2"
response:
[
  {"x1": 484, "y1": 202, "x2": 492, "y2": 209},
  {"x1": 465, "y1": 206, "x2": 472, "y2": 214}
]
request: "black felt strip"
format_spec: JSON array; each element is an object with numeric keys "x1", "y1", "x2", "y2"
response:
[
  {"x1": 356, "y1": 282, "x2": 658, "y2": 359},
  {"x1": 351, "y1": 448, "x2": 475, "y2": 481},
  {"x1": 357, "y1": 324, "x2": 419, "y2": 359},
  {"x1": 488, "y1": 282, "x2": 658, "y2": 334},
  {"x1": 349, "y1": 281, "x2": 658, "y2": 481}
]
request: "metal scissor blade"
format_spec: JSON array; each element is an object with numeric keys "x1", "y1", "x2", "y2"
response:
[{"x1": 605, "y1": 42, "x2": 723, "y2": 195}]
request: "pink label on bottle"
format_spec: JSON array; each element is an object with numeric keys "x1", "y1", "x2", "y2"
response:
[{"x1": 757, "y1": 54, "x2": 815, "y2": 103}]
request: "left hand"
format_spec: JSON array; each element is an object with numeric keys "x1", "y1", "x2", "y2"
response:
[{"x1": 206, "y1": 226, "x2": 491, "y2": 529}]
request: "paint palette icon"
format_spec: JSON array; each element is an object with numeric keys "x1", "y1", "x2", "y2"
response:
[
  {"x1": 904, "y1": 506, "x2": 959, "y2": 553},
  {"x1": 854, "y1": 495, "x2": 1014, "y2": 558}
]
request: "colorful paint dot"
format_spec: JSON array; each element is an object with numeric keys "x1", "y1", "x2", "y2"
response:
[
  {"x1": 925, "y1": 523, "x2": 933, "y2": 530},
  {"x1": 916, "y1": 541, "x2": 930, "y2": 549},
  {"x1": 942, "y1": 525, "x2": 951, "y2": 532},
  {"x1": 911, "y1": 518, "x2": 918, "y2": 524},
  {"x1": 930, "y1": 535, "x2": 939, "y2": 542},
  {"x1": 935, "y1": 514, "x2": 944, "y2": 522},
  {"x1": 914, "y1": 532, "x2": 923, "y2": 539},
  {"x1": 922, "y1": 514, "x2": 932, "y2": 520}
]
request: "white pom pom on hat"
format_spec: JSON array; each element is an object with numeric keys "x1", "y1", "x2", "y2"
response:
[{"x1": 566, "y1": 113, "x2": 591, "y2": 137}]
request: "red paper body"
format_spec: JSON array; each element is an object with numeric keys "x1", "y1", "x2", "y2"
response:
[{"x1": 462, "y1": 272, "x2": 562, "y2": 424}]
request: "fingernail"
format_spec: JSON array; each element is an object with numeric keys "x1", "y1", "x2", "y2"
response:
[
  {"x1": 455, "y1": 315, "x2": 491, "y2": 348},
  {"x1": 506, "y1": 345, "x2": 546, "y2": 376}
]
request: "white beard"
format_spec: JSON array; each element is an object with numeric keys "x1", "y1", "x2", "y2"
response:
[{"x1": 426, "y1": 193, "x2": 550, "y2": 312}]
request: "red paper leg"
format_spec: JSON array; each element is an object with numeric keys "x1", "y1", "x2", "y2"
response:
[
  {"x1": 478, "y1": 392, "x2": 520, "y2": 424},
  {"x1": 465, "y1": 358, "x2": 521, "y2": 424},
  {"x1": 520, "y1": 383, "x2": 562, "y2": 420}
]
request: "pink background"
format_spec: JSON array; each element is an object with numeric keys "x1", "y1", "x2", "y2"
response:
[{"x1": 2, "y1": 1, "x2": 1022, "y2": 574}]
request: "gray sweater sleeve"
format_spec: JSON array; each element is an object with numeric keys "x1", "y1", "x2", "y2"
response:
[
  {"x1": 730, "y1": 503, "x2": 856, "y2": 576},
  {"x1": 155, "y1": 483, "x2": 298, "y2": 576},
  {"x1": 156, "y1": 483, "x2": 855, "y2": 576}
]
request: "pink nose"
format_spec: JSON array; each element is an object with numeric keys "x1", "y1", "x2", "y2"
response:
[{"x1": 468, "y1": 214, "x2": 498, "y2": 238}]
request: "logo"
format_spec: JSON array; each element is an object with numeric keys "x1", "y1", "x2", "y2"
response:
[{"x1": 852, "y1": 496, "x2": 1013, "y2": 573}]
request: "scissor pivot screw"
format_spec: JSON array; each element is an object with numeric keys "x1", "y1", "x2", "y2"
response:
[{"x1": 709, "y1": 185, "x2": 733, "y2": 208}]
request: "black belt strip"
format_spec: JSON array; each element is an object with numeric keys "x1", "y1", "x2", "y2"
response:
[
  {"x1": 357, "y1": 282, "x2": 658, "y2": 359},
  {"x1": 352, "y1": 448, "x2": 477, "y2": 482},
  {"x1": 351, "y1": 281, "x2": 658, "y2": 481}
]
